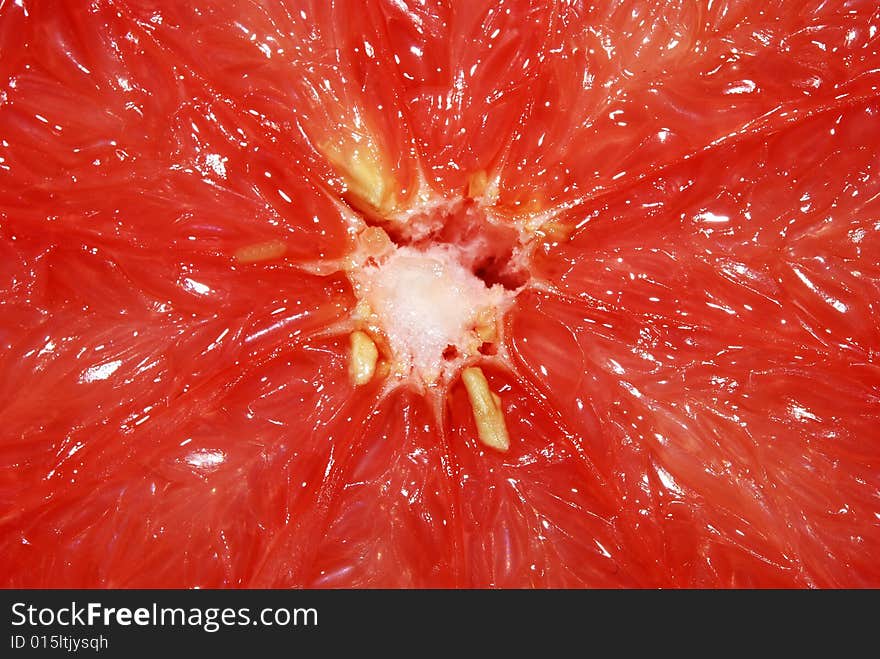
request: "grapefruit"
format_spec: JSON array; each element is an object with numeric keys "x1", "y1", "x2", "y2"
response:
[{"x1": 1, "y1": 0, "x2": 879, "y2": 587}]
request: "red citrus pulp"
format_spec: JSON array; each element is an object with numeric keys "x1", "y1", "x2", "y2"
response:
[{"x1": 1, "y1": 0, "x2": 879, "y2": 587}]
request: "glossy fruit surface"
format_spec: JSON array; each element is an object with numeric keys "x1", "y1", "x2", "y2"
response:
[{"x1": 1, "y1": 0, "x2": 879, "y2": 587}]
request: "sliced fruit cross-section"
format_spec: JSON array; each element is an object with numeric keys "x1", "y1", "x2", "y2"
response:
[{"x1": 1, "y1": 0, "x2": 879, "y2": 589}]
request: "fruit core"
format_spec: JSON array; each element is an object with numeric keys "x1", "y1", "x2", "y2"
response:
[{"x1": 347, "y1": 197, "x2": 529, "y2": 390}]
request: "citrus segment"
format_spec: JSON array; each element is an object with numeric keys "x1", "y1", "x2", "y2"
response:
[
  {"x1": 304, "y1": 389, "x2": 459, "y2": 587},
  {"x1": 517, "y1": 100, "x2": 880, "y2": 586},
  {"x1": 496, "y1": 0, "x2": 880, "y2": 211},
  {"x1": 446, "y1": 363, "x2": 636, "y2": 587},
  {"x1": 119, "y1": 0, "x2": 421, "y2": 213},
  {"x1": 377, "y1": 0, "x2": 555, "y2": 195}
]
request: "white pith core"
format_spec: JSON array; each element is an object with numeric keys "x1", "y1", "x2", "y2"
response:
[{"x1": 350, "y1": 242, "x2": 514, "y2": 384}]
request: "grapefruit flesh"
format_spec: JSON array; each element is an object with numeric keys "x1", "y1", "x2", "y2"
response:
[{"x1": 1, "y1": 0, "x2": 879, "y2": 588}]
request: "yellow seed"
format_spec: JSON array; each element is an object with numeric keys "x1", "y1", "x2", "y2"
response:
[
  {"x1": 349, "y1": 330, "x2": 379, "y2": 386},
  {"x1": 234, "y1": 240, "x2": 287, "y2": 264},
  {"x1": 461, "y1": 366, "x2": 510, "y2": 452},
  {"x1": 322, "y1": 136, "x2": 395, "y2": 213}
]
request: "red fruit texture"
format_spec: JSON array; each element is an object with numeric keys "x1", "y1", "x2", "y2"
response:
[{"x1": 1, "y1": 0, "x2": 879, "y2": 587}]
